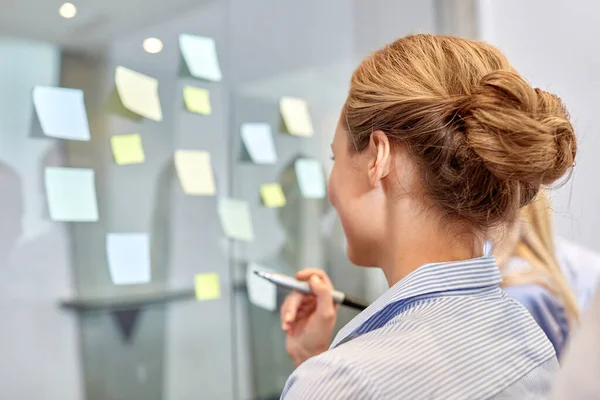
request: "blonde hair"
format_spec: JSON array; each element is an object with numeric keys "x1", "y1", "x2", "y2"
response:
[
  {"x1": 345, "y1": 34, "x2": 576, "y2": 231},
  {"x1": 501, "y1": 195, "x2": 579, "y2": 324}
]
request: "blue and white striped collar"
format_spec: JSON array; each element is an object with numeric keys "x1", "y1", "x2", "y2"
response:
[{"x1": 331, "y1": 256, "x2": 502, "y2": 348}]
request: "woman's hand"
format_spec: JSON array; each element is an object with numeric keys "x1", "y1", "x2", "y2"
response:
[{"x1": 280, "y1": 268, "x2": 339, "y2": 367}]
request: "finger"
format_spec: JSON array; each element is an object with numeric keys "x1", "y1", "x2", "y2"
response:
[
  {"x1": 280, "y1": 291, "x2": 304, "y2": 331},
  {"x1": 309, "y1": 275, "x2": 336, "y2": 323},
  {"x1": 296, "y1": 269, "x2": 334, "y2": 288}
]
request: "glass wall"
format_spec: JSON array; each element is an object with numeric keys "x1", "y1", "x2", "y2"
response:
[{"x1": 0, "y1": 1, "x2": 440, "y2": 399}]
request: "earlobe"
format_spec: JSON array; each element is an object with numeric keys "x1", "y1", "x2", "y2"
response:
[{"x1": 368, "y1": 130, "x2": 391, "y2": 187}]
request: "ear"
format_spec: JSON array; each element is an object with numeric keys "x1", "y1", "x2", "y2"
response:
[{"x1": 367, "y1": 130, "x2": 392, "y2": 187}]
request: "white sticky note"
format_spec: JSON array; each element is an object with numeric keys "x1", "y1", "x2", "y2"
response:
[
  {"x1": 247, "y1": 263, "x2": 277, "y2": 311},
  {"x1": 44, "y1": 167, "x2": 99, "y2": 222},
  {"x1": 174, "y1": 150, "x2": 216, "y2": 195},
  {"x1": 295, "y1": 158, "x2": 326, "y2": 199},
  {"x1": 106, "y1": 233, "x2": 151, "y2": 285},
  {"x1": 179, "y1": 34, "x2": 222, "y2": 82},
  {"x1": 280, "y1": 97, "x2": 314, "y2": 136},
  {"x1": 115, "y1": 66, "x2": 163, "y2": 121},
  {"x1": 32, "y1": 86, "x2": 90, "y2": 141},
  {"x1": 218, "y1": 198, "x2": 254, "y2": 242},
  {"x1": 241, "y1": 123, "x2": 277, "y2": 164}
]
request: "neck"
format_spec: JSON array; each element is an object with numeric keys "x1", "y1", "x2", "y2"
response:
[{"x1": 379, "y1": 203, "x2": 480, "y2": 287}]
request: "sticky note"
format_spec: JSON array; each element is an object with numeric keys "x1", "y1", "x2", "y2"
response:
[
  {"x1": 241, "y1": 123, "x2": 277, "y2": 164},
  {"x1": 247, "y1": 264, "x2": 277, "y2": 311},
  {"x1": 218, "y1": 198, "x2": 254, "y2": 241},
  {"x1": 179, "y1": 34, "x2": 222, "y2": 82},
  {"x1": 33, "y1": 86, "x2": 90, "y2": 141},
  {"x1": 295, "y1": 158, "x2": 326, "y2": 199},
  {"x1": 194, "y1": 273, "x2": 221, "y2": 301},
  {"x1": 174, "y1": 150, "x2": 216, "y2": 195},
  {"x1": 183, "y1": 86, "x2": 211, "y2": 115},
  {"x1": 44, "y1": 167, "x2": 99, "y2": 221},
  {"x1": 106, "y1": 233, "x2": 151, "y2": 285},
  {"x1": 280, "y1": 97, "x2": 314, "y2": 136},
  {"x1": 111, "y1": 66, "x2": 163, "y2": 121},
  {"x1": 260, "y1": 183, "x2": 286, "y2": 208},
  {"x1": 110, "y1": 134, "x2": 145, "y2": 165}
]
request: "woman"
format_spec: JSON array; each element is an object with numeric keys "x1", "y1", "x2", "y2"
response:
[
  {"x1": 493, "y1": 194, "x2": 579, "y2": 360},
  {"x1": 279, "y1": 34, "x2": 576, "y2": 399}
]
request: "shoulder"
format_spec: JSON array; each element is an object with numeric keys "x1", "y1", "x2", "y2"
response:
[
  {"x1": 281, "y1": 353, "x2": 382, "y2": 399},
  {"x1": 502, "y1": 283, "x2": 569, "y2": 358}
]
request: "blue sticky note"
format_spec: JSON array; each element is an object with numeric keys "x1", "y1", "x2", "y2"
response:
[
  {"x1": 179, "y1": 34, "x2": 222, "y2": 82},
  {"x1": 241, "y1": 123, "x2": 277, "y2": 164},
  {"x1": 44, "y1": 167, "x2": 98, "y2": 221},
  {"x1": 295, "y1": 158, "x2": 326, "y2": 199},
  {"x1": 106, "y1": 233, "x2": 151, "y2": 285},
  {"x1": 33, "y1": 86, "x2": 90, "y2": 141}
]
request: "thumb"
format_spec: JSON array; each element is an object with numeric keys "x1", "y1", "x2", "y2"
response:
[{"x1": 310, "y1": 276, "x2": 336, "y2": 321}]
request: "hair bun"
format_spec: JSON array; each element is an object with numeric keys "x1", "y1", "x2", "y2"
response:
[{"x1": 461, "y1": 70, "x2": 576, "y2": 195}]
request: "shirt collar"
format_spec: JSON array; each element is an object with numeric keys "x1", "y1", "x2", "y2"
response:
[{"x1": 331, "y1": 256, "x2": 502, "y2": 348}]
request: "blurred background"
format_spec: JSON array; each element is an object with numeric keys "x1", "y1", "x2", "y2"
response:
[{"x1": 0, "y1": 0, "x2": 598, "y2": 399}]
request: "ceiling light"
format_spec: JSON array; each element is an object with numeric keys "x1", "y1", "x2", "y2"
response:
[
  {"x1": 143, "y1": 38, "x2": 163, "y2": 54},
  {"x1": 59, "y1": 2, "x2": 77, "y2": 19}
]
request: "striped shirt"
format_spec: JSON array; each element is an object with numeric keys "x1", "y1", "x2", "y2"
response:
[{"x1": 281, "y1": 257, "x2": 558, "y2": 399}]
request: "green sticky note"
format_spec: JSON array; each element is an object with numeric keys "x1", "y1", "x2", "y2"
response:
[
  {"x1": 295, "y1": 158, "x2": 326, "y2": 199},
  {"x1": 45, "y1": 167, "x2": 99, "y2": 222},
  {"x1": 194, "y1": 273, "x2": 221, "y2": 301},
  {"x1": 218, "y1": 198, "x2": 254, "y2": 242},
  {"x1": 260, "y1": 183, "x2": 286, "y2": 208},
  {"x1": 110, "y1": 133, "x2": 145, "y2": 165},
  {"x1": 183, "y1": 86, "x2": 211, "y2": 115}
]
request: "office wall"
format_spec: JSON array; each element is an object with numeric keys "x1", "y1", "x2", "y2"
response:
[{"x1": 479, "y1": 0, "x2": 600, "y2": 251}]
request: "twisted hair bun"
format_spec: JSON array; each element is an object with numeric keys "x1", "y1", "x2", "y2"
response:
[
  {"x1": 345, "y1": 34, "x2": 576, "y2": 230},
  {"x1": 463, "y1": 70, "x2": 575, "y2": 186}
]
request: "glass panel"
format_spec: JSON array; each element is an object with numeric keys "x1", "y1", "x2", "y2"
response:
[{"x1": 0, "y1": 1, "x2": 437, "y2": 398}]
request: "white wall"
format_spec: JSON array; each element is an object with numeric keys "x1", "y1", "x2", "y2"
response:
[{"x1": 479, "y1": 0, "x2": 600, "y2": 251}]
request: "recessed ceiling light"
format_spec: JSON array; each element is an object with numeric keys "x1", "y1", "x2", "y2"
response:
[
  {"x1": 59, "y1": 2, "x2": 77, "y2": 19},
  {"x1": 143, "y1": 38, "x2": 164, "y2": 54}
]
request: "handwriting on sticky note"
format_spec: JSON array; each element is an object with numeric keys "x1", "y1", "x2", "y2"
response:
[
  {"x1": 44, "y1": 167, "x2": 99, "y2": 222},
  {"x1": 260, "y1": 183, "x2": 286, "y2": 208},
  {"x1": 183, "y1": 86, "x2": 212, "y2": 115},
  {"x1": 33, "y1": 86, "x2": 90, "y2": 141},
  {"x1": 179, "y1": 34, "x2": 222, "y2": 82},
  {"x1": 247, "y1": 264, "x2": 277, "y2": 311},
  {"x1": 195, "y1": 273, "x2": 221, "y2": 301},
  {"x1": 114, "y1": 66, "x2": 163, "y2": 121},
  {"x1": 106, "y1": 233, "x2": 151, "y2": 285},
  {"x1": 295, "y1": 158, "x2": 326, "y2": 199},
  {"x1": 174, "y1": 150, "x2": 216, "y2": 195},
  {"x1": 218, "y1": 198, "x2": 254, "y2": 241},
  {"x1": 280, "y1": 97, "x2": 314, "y2": 136},
  {"x1": 110, "y1": 134, "x2": 145, "y2": 165},
  {"x1": 241, "y1": 123, "x2": 277, "y2": 164}
]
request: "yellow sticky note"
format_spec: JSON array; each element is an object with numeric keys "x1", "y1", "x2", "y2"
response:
[
  {"x1": 110, "y1": 134, "x2": 145, "y2": 165},
  {"x1": 194, "y1": 273, "x2": 221, "y2": 301},
  {"x1": 260, "y1": 183, "x2": 286, "y2": 208},
  {"x1": 114, "y1": 66, "x2": 163, "y2": 121},
  {"x1": 174, "y1": 150, "x2": 216, "y2": 195},
  {"x1": 183, "y1": 86, "x2": 211, "y2": 115},
  {"x1": 280, "y1": 97, "x2": 314, "y2": 136}
]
